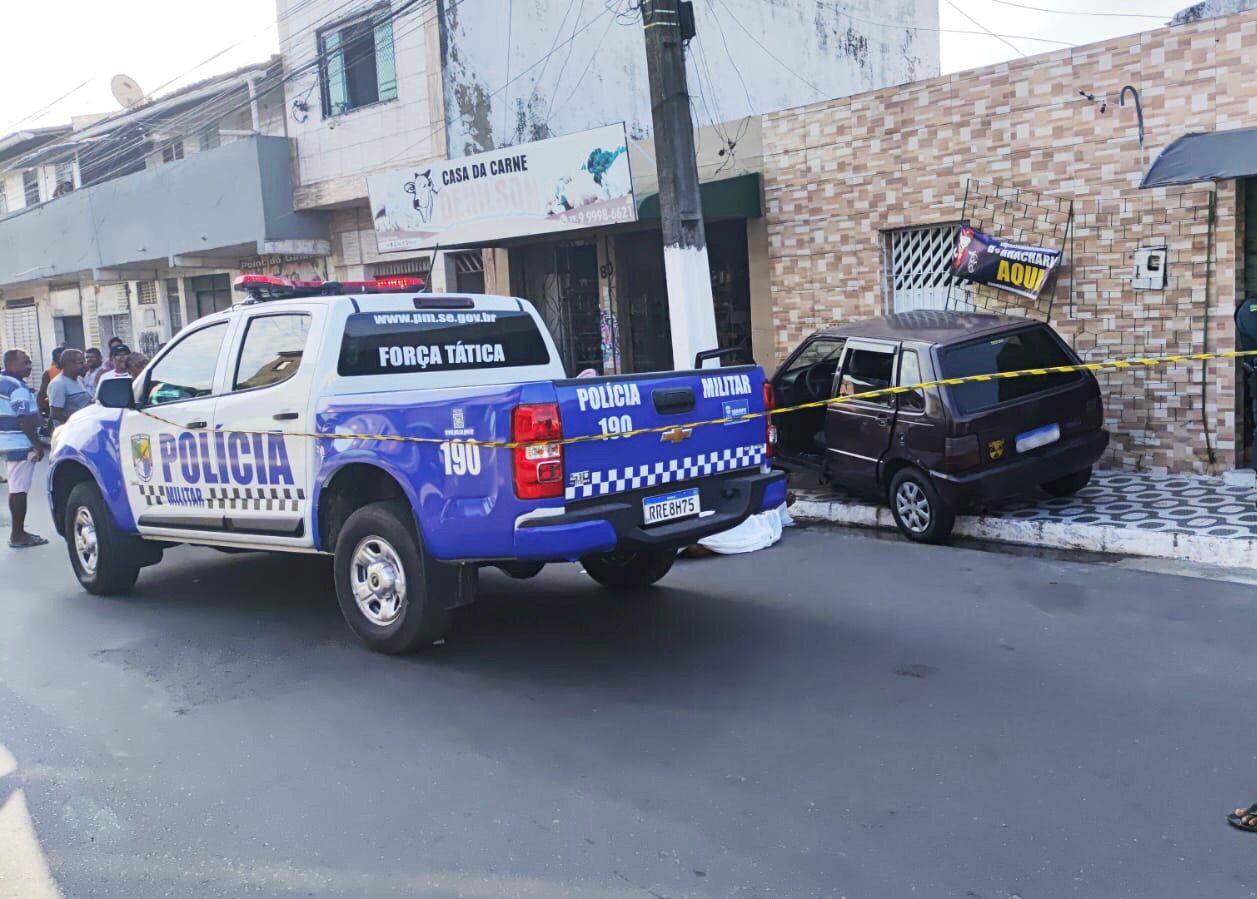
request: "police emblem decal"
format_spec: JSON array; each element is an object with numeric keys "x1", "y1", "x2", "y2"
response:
[
  {"x1": 131, "y1": 434, "x2": 154, "y2": 482},
  {"x1": 451, "y1": 408, "x2": 465, "y2": 430},
  {"x1": 988, "y1": 439, "x2": 1005, "y2": 460}
]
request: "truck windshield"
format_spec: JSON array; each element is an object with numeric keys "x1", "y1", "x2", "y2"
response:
[
  {"x1": 942, "y1": 327, "x2": 1082, "y2": 413},
  {"x1": 338, "y1": 309, "x2": 550, "y2": 376}
]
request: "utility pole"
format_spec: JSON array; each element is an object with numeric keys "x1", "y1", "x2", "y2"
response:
[{"x1": 641, "y1": 0, "x2": 719, "y2": 369}]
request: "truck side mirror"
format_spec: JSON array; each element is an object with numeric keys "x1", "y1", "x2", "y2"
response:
[{"x1": 96, "y1": 377, "x2": 136, "y2": 409}]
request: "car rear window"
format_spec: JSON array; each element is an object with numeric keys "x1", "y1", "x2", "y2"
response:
[
  {"x1": 338, "y1": 310, "x2": 550, "y2": 376},
  {"x1": 942, "y1": 327, "x2": 1081, "y2": 414}
]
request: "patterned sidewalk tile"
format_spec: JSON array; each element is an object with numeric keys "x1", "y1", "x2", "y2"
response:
[{"x1": 981, "y1": 471, "x2": 1257, "y2": 541}]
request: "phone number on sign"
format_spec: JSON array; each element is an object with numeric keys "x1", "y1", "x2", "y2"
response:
[{"x1": 563, "y1": 204, "x2": 635, "y2": 226}]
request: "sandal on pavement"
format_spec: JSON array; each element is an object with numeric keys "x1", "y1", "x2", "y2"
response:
[
  {"x1": 8, "y1": 534, "x2": 48, "y2": 549},
  {"x1": 1228, "y1": 804, "x2": 1257, "y2": 832}
]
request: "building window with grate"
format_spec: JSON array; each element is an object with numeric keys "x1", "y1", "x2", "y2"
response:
[
  {"x1": 0, "y1": 180, "x2": 7, "y2": 215},
  {"x1": 884, "y1": 224, "x2": 974, "y2": 313},
  {"x1": 319, "y1": 9, "x2": 398, "y2": 117},
  {"x1": 136, "y1": 281, "x2": 158, "y2": 305},
  {"x1": 161, "y1": 142, "x2": 185, "y2": 163},
  {"x1": 22, "y1": 170, "x2": 40, "y2": 206}
]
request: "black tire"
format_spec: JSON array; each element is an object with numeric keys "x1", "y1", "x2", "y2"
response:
[
  {"x1": 1042, "y1": 466, "x2": 1092, "y2": 498},
  {"x1": 497, "y1": 561, "x2": 546, "y2": 580},
  {"x1": 64, "y1": 481, "x2": 143, "y2": 595},
  {"x1": 888, "y1": 467, "x2": 956, "y2": 545},
  {"x1": 332, "y1": 501, "x2": 452, "y2": 654},
  {"x1": 580, "y1": 546, "x2": 676, "y2": 591}
]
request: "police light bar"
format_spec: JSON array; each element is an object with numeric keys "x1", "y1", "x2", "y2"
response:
[{"x1": 232, "y1": 274, "x2": 426, "y2": 301}]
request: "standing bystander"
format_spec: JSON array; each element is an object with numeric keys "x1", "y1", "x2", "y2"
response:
[
  {"x1": 48, "y1": 349, "x2": 93, "y2": 430},
  {"x1": 1237, "y1": 297, "x2": 1257, "y2": 470},
  {"x1": 98, "y1": 344, "x2": 133, "y2": 385},
  {"x1": 37, "y1": 346, "x2": 64, "y2": 417},
  {"x1": 81, "y1": 347, "x2": 104, "y2": 395},
  {"x1": 1, "y1": 349, "x2": 48, "y2": 548}
]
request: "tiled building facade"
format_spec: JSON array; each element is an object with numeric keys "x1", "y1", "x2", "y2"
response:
[{"x1": 762, "y1": 10, "x2": 1257, "y2": 474}]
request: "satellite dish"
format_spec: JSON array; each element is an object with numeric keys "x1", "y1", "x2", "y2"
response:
[{"x1": 110, "y1": 75, "x2": 145, "y2": 109}]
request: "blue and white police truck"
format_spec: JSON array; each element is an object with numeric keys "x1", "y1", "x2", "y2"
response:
[{"x1": 48, "y1": 276, "x2": 785, "y2": 653}]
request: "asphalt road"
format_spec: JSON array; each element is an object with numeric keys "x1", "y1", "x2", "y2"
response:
[{"x1": 3, "y1": 485, "x2": 1257, "y2": 898}]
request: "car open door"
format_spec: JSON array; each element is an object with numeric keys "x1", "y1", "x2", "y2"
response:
[{"x1": 824, "y1": 339, "x2": 899, "y2": 489}]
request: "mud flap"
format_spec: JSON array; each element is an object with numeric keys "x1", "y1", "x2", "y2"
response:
[{"x1": 431, "y1": 558, "x2": 479, "y2": 611}]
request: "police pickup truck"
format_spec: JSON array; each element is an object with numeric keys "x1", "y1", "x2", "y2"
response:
[{"x1": 48, "y1": 276, "x2": 784, "y2": 653}]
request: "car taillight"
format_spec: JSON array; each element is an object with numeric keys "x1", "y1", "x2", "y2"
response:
[
  {"x1": 513, "y1": 403, "x2": 564, "y2": 500},
  {"x1": 943, "y1": 434, "x2": 980, "y2": 472},
  {"x1": 763, "y1": 382, "x2": 777, "y2": 459}
]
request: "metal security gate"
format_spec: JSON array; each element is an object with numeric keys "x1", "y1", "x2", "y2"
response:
[
  {"x1": 886, "y1": 224, "x2": 974, "y2": 313},
  {"x1": 4, "y1": 299, "x2": 46, "y2": 376}
]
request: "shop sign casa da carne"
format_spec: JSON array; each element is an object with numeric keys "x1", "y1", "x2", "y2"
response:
[
  {"x1": 949, "y1": 225, "x2": 1062, "y2": 301},
  {"x1": 367, "y1": 123, "x2": 636, "y2": 252}
]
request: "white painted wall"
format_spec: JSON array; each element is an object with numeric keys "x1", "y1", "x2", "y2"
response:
[
  {"x1": 277, "y1": 0, "x2": 437, "y2": 187},
  {"x1": 441, "y1": 0, "x2": 940, "y2": 157}
]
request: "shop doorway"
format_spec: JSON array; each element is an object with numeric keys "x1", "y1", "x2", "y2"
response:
[
  {"x1": 511, "y1": 242, "x2": 603, "y2": 376},
  {"x1": 4, "y1": 299, "x2": 46, "y2": 375},
  {"x1": 615, "y1": 220, "x2": 753, "y2": 373}
]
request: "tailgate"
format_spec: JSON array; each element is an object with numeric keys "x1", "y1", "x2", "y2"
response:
[{"x1": 554, "y1": 366, "x2": 769, "y2": 504}]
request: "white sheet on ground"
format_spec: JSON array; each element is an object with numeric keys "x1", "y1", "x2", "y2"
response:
[{"x1": 696, "y1": 504, "x2": 794, "y2": 555}]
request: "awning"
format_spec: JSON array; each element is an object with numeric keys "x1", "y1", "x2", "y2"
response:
[
  {"x1": 1141, "y1": 127, "x2": 1257, "y2": 187},
  {"x1": 636, "y1": 172, "x2": 762, "y2": 221}
]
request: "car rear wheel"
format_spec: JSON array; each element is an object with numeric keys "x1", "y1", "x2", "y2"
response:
[
  {"x1": 580, "y1": 546, "x2": 676, "y2": 591},
  {"x1": 64, "y1": 482, "x2": 144, "y2": 595},
  {"x1": 889, "y1": 468, "x2": 956, "y2": 545},
  {"x1": 333, "y1": 501, "x2": 452, "y2": 654},
  {"x1": 1042, "y1": 466, "x2": 1092, "y2": 498}
]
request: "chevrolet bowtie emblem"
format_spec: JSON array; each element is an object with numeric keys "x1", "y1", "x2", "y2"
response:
[{"x1": 661, "y1": 427, "x2": 693, "y2": 444}]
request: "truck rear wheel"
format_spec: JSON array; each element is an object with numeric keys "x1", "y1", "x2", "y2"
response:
[
  {"x1": 333, "y1": 501, "x2": 452, "y2": 654},
  {"x1": 64, "y1": 481, "x2": 143, "y2": 595},
  {"x1": 580, "y1": 546, "x2": 676, "y2": 591}
]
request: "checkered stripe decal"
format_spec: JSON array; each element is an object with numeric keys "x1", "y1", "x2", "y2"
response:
[
  {"x1": 135, "y1": 484, "x2": 305, "y2": 511},
  {"x1": 204, "y1": 486, "x2": 305, "y2": 512},
  {"x1": 565, "y1": 444, "x2": 766, "y2": 501}
]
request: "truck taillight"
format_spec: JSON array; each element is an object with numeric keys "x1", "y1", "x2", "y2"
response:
[
  {"x1": 513, "y1": 403, "x2": 564, "y2": 500},
  {"x1": 763, "y1": 382, "x2": 777, "y2": 458}
]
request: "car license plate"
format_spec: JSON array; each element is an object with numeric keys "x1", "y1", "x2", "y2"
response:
[
  {"x1": 643, "y1": 488, "x2": 701, "y2": 525},
  {"x1": 1016, "y1": 423, "x2": 1061, "y2": 454}
]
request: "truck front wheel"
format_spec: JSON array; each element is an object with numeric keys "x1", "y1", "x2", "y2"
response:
[
  {"x1": 580, "y1": 546, "x2": 676, "y2": 591},
  {"x1": 64, "y1": 482, "x2": 143, "y2": 595},
  {"x1": 333, "y1": 502, "x2": 451, "y2": 654}
]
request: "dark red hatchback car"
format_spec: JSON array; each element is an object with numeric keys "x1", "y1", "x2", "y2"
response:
[{"x1": 771, "y1": 311, "x2": 1109, "y2": 543}]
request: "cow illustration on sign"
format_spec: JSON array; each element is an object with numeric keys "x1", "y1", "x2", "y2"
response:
[{"x1": 404, "y1": 170, "x2": 441, "y2": 223}]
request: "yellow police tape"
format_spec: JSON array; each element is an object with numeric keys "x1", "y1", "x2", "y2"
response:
[{"x1": 137, "y1": 348, "x2": 1257, "y2": 450}]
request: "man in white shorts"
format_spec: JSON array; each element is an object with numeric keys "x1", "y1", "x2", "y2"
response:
[{"x1": 1, "y1": 348, "x2": 47, "y2": 548}]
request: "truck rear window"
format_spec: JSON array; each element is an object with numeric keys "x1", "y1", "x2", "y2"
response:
[
  {"x1": 942, "y1": 327, "x2": 1082, "y2": 413},
  {"x1": 338, "y1": 310, "x2": 550, "y2": 376}
]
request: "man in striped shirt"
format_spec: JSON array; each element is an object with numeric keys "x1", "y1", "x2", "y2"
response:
[{"x1": 1, "y1": 348, "x2": 47, "y2": 548}]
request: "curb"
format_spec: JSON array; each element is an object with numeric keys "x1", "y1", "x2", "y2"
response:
[{"x1": 790, "y1": 495, "x2": 1257, "y2": 569}]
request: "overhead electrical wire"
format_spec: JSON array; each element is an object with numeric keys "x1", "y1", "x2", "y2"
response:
[
  {"x1": 2, "y1": 0, "x2": 397, "y2": 179},
  {"x1": 943, "y1": 0, "x2": 1028, "y2": 57},
  {"x1": 19, "y1": 0, "x2": 437, "y2": 187},
  {"x1": 986, "y1": 0, "x2": 1172, "y2": 18},
  {"x1": 811, "y1": 0, "x2": 1076, "y2": 45}
]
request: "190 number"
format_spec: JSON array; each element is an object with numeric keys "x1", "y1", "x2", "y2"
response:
[
  {"x1": 598, "y1": 415, "x2": 633, "y2": 438},
  {"x1": 440, "y1": 441, "x2": 481, "y2": 476}
]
